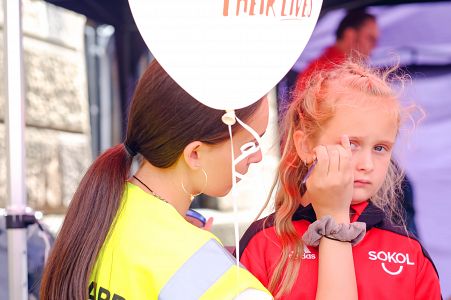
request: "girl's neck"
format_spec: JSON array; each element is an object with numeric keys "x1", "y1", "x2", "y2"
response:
[
  {"x1": 131, "y1": 162, "x2": 191, "y2": 216},
  {"x1": 301, "y1": 195, "x2": 370, "y2": 222}
]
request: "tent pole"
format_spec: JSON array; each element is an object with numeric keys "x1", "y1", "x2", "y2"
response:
[{"x1": 3, "y1": 0, "x2": 29, "y2": 298}]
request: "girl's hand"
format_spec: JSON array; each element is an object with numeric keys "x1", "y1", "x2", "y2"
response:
[{"x1": 305, "y1": 135, "x2": 353, "y2": 223}]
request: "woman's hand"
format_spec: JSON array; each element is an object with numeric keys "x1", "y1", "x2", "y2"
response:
[{"x1": 305, "y1": 135, "x2": 353, "y2": 223}]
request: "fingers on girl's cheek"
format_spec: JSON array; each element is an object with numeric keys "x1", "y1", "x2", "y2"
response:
[
  {"x1": 314, "y1": 145, "x2": 327, "y2": 161},
  {"x1": 326, "y1": 146, "x2": 339, "y2": 159},
  {"x1": 313, "y1": 146, "x2": 329, "y2": 174},
  {"x1": 341, "y1": 135, "x2": 351, "y2": 151}
]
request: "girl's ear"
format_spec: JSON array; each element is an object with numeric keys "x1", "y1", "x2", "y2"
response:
[
  {"x1": 293, "y1": 130, "x2": 314, "y2": 163},
  {"x1": 182, "y1": 141, "x2": 203, "y2": 170}
]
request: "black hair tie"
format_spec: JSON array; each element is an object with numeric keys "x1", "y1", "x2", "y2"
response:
[{"x1": 124, "y1": 142, "x2": 138, "y2": 157}]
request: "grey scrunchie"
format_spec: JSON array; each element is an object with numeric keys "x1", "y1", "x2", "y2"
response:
[{"x1": 302, "y1": 216, "x2": 366, "y2": 247}]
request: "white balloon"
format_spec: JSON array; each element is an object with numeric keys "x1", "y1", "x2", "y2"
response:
[{"x1": 128, "y1": 0, "x2": 322, "y2": 110}]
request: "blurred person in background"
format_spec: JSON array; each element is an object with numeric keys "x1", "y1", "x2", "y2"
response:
[{"x1": 294, "y1": 9, "x2": 379, "y2": 93}]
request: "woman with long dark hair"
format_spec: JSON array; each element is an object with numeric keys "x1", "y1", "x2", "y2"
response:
[{"x1": 40, "y1": 60, "x2": 272, "y2": 299}]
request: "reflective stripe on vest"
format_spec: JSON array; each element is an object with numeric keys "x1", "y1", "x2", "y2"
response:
[{"x1": 159, "y1": 239, "x2": 235, "y2": 300}]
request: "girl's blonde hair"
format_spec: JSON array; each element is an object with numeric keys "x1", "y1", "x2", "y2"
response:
[{"x1": 268, "y1": 60, "x2": 408, "y2": 298}]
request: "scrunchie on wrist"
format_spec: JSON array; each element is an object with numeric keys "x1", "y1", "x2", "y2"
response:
[{"x1": 302, "y1": 215, "x2": 366, "y2": 247}]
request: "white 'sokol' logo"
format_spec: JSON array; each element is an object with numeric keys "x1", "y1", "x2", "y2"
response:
[{"x1": 368, "y1": 250, "x2": 415, "y2": 275}]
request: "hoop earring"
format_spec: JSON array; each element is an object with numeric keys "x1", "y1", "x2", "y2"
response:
[{"x1": 181, "y1": 168, "x2": 208, "y2": 201}]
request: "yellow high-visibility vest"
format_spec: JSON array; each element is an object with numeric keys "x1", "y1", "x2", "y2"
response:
[{"x1": 89, "y1": 183, "x2": 272, "y2": 300}]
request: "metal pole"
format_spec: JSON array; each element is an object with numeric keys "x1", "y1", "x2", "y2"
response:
[
  {"x1": 98, "y1": 25, "x2": 115, "y2": 153},
  {"x1": 3, "y1": 0, "x2": 29, "y2": 298}
]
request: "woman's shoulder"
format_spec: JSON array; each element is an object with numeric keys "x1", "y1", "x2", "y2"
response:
[
  {"x1": 110, "y1": 183, "x2": 220, "y2": 252},
  {"x1": 95, "y1": 185, "x2": 224, "y2": 279}
]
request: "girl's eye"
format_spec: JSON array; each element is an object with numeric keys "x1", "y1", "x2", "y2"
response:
[
  {"x1": 350, "y1": 142, "x2": 358, "y2": 150},
  {"x1": 374, "y1": 145, "x2": 386, "y2": 152}
]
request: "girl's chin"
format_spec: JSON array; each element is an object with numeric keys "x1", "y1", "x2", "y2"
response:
[{"x1": 351, "y1": 199, "x2": 369, "y2": 205}]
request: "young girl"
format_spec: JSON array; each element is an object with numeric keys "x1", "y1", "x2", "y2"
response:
[{"x1": 239, "y1": 61, "x2": 441, "y2": 299}]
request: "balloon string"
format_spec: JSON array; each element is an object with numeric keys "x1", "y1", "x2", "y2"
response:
[
  {"x1": 228, "y1": 124, "x2": 241, "y2": 295},
  {"x1": 228, "y1": 124, "x2": 240, "y2": 269},
  {"x1": 230, "y1": 117, "x2": 263, "y2": 266},
  {"x1": 227, "y1": 115, "x2": 264, "y2": 293},
  {"x1": 236, "y1": 116, "x2": 262, "y2": 143}
]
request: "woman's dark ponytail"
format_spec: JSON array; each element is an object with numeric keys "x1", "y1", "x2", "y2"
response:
[{"x1": 40, "y1": 144, "x2": 133, "y2": 299}]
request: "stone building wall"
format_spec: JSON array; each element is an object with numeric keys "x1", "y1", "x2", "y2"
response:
[{"x1": 0, "y1": 0, "x2": 91, "y2": 213}]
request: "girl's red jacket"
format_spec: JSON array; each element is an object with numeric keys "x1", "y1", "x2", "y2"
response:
[{"x1": 239, "y1": 202, "x2": 442, "y2": 300}]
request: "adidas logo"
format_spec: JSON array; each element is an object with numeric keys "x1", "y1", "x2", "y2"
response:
[
  {"x1": 303, "y1": 244, "x2": 316, "y2": 260},
  {"x1": 288, "y1": 244, "x2": 316, "y2": 260}
]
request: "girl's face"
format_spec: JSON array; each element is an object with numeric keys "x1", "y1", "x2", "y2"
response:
[
  {"x1": 202, "y1": 98, "x2": 269, "y2": 197},
  {"x1": 313, "y1": 99, "x2": 398, "y2": 204}
]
